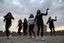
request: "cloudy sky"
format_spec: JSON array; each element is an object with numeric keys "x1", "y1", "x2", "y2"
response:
[{"x1": 0, "y1": 0, "x2": 64, "y2": 32}]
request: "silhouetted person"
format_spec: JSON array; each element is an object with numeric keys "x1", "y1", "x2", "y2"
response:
[
  {"x1": 47, "y1": 16, "x2": 57, "y2": 36},
  {"x1": 16, "y1": 19, "x2": 22, "y2": 36},
  {"x1": 28, "y1": 14, "x2": 36, "y2": 38},
  {"x1": 23, "y1": 18, "x2": 28, "y2": 36},
  {"x1": 35, "y1": 8, "x2": 49, "y2": 40},
  {"x1": 3, "y1": 12, "x2": 14, "y2": 39}
]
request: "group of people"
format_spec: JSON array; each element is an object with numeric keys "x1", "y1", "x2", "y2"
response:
[{"x1": 3, "y1": 8, "x2": 57, "y2": 40}]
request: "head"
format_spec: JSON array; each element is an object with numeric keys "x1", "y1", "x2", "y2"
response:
[
  {"x1": 24, "y1": 18, "x2": 27, "y2": 22},
  {"x1": 4, "y1": 12, "x2": 12, "y2": 18},
  {"x1": 48, "y1": 17, "x2": 52, "y2": 20},
  {"x1": 37, "y1": 10, "x2": 41, "y2": 15},
  {"x1": 29, "y1": 14, "x2": 34, "y2": 18},
  {"x1": 7, "y1": 12, "x2": 12, "y2": 18},
  {"x1": 18, "y1": 19, "x2": 22, "y2": 23}
]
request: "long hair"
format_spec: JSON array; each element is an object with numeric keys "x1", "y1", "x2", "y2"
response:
[
  {"x1": 29, "y1": 14, "x2": 34, "y2": 18},
  {"x1": 36, "y1": 10, "x2": 41, "y2": 15},
  {"x1": 24, "y1": 18, "x2": 27, "y2": 23},
  {"x1": 18, "y1": 19, "x2": 22, "y2": 24},
  {"x1": 4, "y1": 12, "x2": 13, "y2": 18}
]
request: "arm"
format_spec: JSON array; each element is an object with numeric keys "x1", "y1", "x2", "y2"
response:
[
  {"x1": 47, "y1": 21, "x2": 49, "y2": 24},
  {"x1": 52, "y1": 16, "x2": 57, "y2": 21},
  {"x1": 12, "y1": 17, "x2": 14, "y2": 20},
  {"x1": 16, "y1": 24, "x2": 18, "y2": 28},
  {"x1": 41, "y1": 8, "x2": 49, "y2": 16},
  {"x1": 34, "y1": 15, "x2": 37, "y2": 22},
  {"x1": 3, "y1": 18, "x2": 6, "y2": 22},
  {"x1": 3, "y1": 16, "x2": 6, "y2": 22}
]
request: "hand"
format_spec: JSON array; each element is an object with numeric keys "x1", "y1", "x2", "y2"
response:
[
  {"x1": 46, "y1": 8, "x2": 49, "y2": 12},
  {"x1": 55, "y1": 16, "x2": 57, "y2": 19}
]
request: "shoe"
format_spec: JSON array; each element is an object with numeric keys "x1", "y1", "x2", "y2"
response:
[
  {"x1": 42, "y1": 37, "x2": 44, "y2": 41},
  {"x1": 34, "y1": 35, "x2": 36, "y2": 38},
  {"x1": 7, "y1": 36, "x2": 9, "y2": 39},
  {"x1": 9, "y1": 35, "x2": 12, "y2": 38},
  {"x1": 36, "y1": 36, "x2": 38, "y2": 40},
  {"x1": 29, "y1": 36, "x2": 32, "y2": 38}
]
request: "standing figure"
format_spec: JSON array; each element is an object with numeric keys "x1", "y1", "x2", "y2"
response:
[
  {"x1": 3, "y1": 12, "x2": 14, "y2": 39},
  {"x1": 16, "y1": 19, "x2": 22, "y2": 36},
  {"x1": 28, "y1": 14, "x2": 36, "y2": 38},
  {"x1": 47, "y1": 16, "x2": 57, "y2": 36},
  {"x1": 35, "y1": 8, "x2": 49, "y2": 40},
  {"x1": 23, "y1": 18, "x2": 28, "y2": 36}
]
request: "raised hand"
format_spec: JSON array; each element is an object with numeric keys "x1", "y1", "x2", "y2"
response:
[{"x1": 55, "y1": 16, "x2": 57, "y2": 19}]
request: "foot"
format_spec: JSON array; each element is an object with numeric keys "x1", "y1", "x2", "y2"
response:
[
  {"x1": 34, "y1": 35, "x2": 36, "y2": 38},
  {"x1": 36, "y1": 36, "x2": 38, "y2": 40},
  {"x1": 9, "y1": 35, "x2": 12, "y2": 38},
  {"x1": 29, "y1": 36, "x2": 32, "y2": 38},
  {"x1": 41, "y1": 37, "x2": 44, "y2": 41}
]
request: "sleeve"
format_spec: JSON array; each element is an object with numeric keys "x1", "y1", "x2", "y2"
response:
[
  {"x1": 3, "y1": 16, "x2": 6, "y2": 22},
  {"x1": 34, "y1": 15, "x2": 37, "y2": 22},
  {"x1": 28, "y1": 18, "x2": 30, "y2": 25},
  {"x1": 11, "y1": 17, "x2": 14, "y2": 20},
  {"x1": 52, "y1": 19, "x2": 57, "y2": 21},
  {"x1": 47, "y1": 20, "x2": 49, "y2": 24},
  {"x1": 41, "y1": 11, "x2": 48, "y2": 16}
]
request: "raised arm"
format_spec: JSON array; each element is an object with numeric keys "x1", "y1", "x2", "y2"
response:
[
  {"x1": 52, "y1": 16, "x2": 57, "y2": 21},
  {"x1": 41, "y1": 8, "x2": 49, "y2": 16}
]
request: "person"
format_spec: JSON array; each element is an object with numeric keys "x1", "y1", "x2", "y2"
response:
[
  {"x1": 16, "y1": 19, "x2": 22, "y2": 36},
  {"x1": 23, "y1": 18, "x2": 28, "y2": 36},
  {"x1": 28, "y1": 14, "x2": 36, "y2": 38},
  {"x1": 47, "y1": 16, "x2": 57, "y2": 37},
  {"x1": 34, "y1": 8, "x2": 49, "y2": 40},
  {"x1": 3, "y1": 12, "x2": 14, "y2": 39}
]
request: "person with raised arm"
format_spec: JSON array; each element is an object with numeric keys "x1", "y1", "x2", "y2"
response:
[
  {"x1": 47, "y1": 16, "x2": 57, "y2": 37},
  {"x1": 34, "y1": 8, "x2": 49, "y2": 40}
]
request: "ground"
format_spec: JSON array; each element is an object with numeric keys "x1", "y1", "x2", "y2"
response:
[{"x1": 0, "y1": 36, "x2": 64, "y2": 43}]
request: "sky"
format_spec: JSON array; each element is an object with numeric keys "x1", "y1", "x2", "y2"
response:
[{"x1": 0, "y1": 0, "x2": 64, "y2": 32}]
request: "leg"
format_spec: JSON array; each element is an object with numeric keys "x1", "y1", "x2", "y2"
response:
[
  {"x1": 18, "y1": 27, "x2": 21, "y2": 36},
  {"x1": 18, "y1": 28, "x2": 20, "y2": 36},
  {"x1": 40, "y1": 23, "x2": 44, "y2": 40},
  {"x1": 25, "y1": 27, "x2": 28, "y2": 36},
  {"x1": 49, "y1": 26, "x2": 52, "y2": 37},
  {"x1": 53, "y1": 26, "x2": 56, "y2": 36},
  {"x1": 5, "y1": 24, "x2": 11, "y2": 38},
  {"x1": 31, "y1": 25, "x2": 36, "y2": 38},
  {"x1": 40, "y1": 23, "x2": 44, "y2": 37},
  {"x1": 29, "y1": 25, "x2": 32, "y2": 37},
  {"x1": 37, "y1": 24, "x2": 40, "y2": 36},
  {"x1": 23, "y1": 28, "x2": 25, "y2": 36}
]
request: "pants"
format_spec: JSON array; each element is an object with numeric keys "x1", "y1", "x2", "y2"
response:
[
  {"x1": 23, "y1": 27, "x2": 27, "y2": 36},
  {"x1": 29, "y1": 24, "x2": 35, "y2": 36},
  {"x1": 5, "y1": 24, "x2": 11, "y2": 37},
  {"x1": 49, "y1": 26, "x2": 55, "y2": 36},
  {"x1": 18, "y1": 27, "x2": 22, "y2": 36},
  {"x1": 37, "y1": 23, "x2": 44, "y2": 37}
]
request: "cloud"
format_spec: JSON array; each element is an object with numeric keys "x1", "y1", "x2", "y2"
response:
[{"x1": 0, "y1": 0, "x2": 64, "y2": 31}]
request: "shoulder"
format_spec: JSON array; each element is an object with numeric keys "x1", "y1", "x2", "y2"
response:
[{"x1": 41, "y1": 13, "x2": 44, "y2": 15}]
